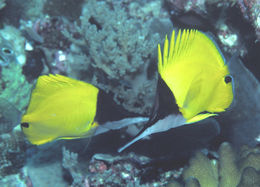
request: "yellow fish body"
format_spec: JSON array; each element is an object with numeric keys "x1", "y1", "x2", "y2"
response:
[
  {"x1": 118, "y1": 29, "x2": 234, "y2": 152},
  {"x1": 158, "y1": 29, "x2": 233, "y2": 123},
  {"x1": 21, "y1": 74, "x2": 99, "y2": 145}
]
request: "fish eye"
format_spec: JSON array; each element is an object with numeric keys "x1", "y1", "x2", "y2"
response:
[
  {"x1": 21, "y1": 122, "x2": 29, "y2": 128},
  {"x1": 224, "y1": 75, "x2": 232, "y2": 84},
  {"x1": 2, "y1": 47, "x2": 13, "y2": 55}
]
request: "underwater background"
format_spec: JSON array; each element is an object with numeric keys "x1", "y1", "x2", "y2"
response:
[{"x1": 0, "y1": 0, "x2": 260, "y2": 186}]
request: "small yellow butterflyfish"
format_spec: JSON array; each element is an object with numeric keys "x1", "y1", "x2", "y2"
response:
[
  {"x1": 21, "y1": 74, "x2": 99, "y2": 145},
  {"x1": 118, "y1": 29, "x2": 234, "y2": 152},
  {"x1": 21, "y1": 74, "x2": 148, "y2": 145}
]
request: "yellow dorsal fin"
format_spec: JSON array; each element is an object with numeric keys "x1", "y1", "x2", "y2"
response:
[
  {"x1": 158, "y1": 29, "x2": 197, "y2": 74},
  {"x1": 26, "y1": 74, "x2": 93, "y2": 113}
]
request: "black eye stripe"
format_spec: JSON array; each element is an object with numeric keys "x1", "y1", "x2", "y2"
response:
[
  {"x1": 21, "y1": 122, "x2": 29, "y2": 128},
  {"x1": 225, "y1": 75, "x2": 232, "y2": 84}
]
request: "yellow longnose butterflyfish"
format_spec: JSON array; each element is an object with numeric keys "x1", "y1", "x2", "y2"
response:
[
  {"x1": 21, "y1": 74, "x2": 148, "y2": 145},
  {"x1": 118, "y1": 29, "x2": 234, "y2": 152}
]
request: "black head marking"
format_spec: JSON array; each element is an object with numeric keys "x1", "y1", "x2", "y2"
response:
[
  {"x1": 21, "y1": 122, "x2": 29, "y2": 128},
  {"x1": 224, "y1": 75, "x2": 232, "y2": 84}
]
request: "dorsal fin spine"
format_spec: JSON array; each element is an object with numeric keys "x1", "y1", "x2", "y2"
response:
[
  {"x1": 168, "y1": 30, "x2": 175, "y2": 61},
  {"x1": 163, "y1": 35, "x2": 169, "y2": 67},
  {"x1": 175, "y1": 30, "x2": 182, "y2": 57},
  {"x1": 158, "y1": 44, "x2": 162, "y2": 73}
]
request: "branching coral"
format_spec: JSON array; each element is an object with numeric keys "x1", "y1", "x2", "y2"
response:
[
  {"x1": 63, "y1": 0, "x2": 172, "y2": 114},
  {"x1": 20, "y1": 0, "x2": 172, "y2": 114},
  {"x1": 62, "y1": 146, "x2": 84, "y2": 186}
]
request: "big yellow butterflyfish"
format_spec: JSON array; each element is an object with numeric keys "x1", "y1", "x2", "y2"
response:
[
  {"x1": 118, "y1": 29, "x2": 234, "y2": 152},
  {"x1": 21, "y1": 74, "x2": 148, "y2": 145}
]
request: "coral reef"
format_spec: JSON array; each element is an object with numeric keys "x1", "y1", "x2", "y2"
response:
[
  {"x1": 182, "y1": 151, "x2": 218, "y2": 187},
  {"x1": 0, "y1": 26, "x2": 32, "y2": 111},
  {"x1": 75, "y1": 0, "x2": 171, "y2": 114},
  {"x1": 0, "y1": 167, "x2": 32, "y2": 187},
  {"x1": 85, "y1": 153, "x2": 150, "y2": 186},
  {"x1": 165, "y1": 0, "x2": 260, "y2": 56},
  {"x1": 0, "y1": 25, "x2": 26, "y2": 66},
  {"x1": 0, "y1": 61, "x2": 32, "y2": 111},
  {"x1": 165, "y1": 0, "x2": 207, "y2": 15},
  {"x1": 0, "y1": 5, "x2": 33, "y2": 185},
  {"x1": 62, "y1": 147, "x2": 84, "y2": 186},
  {"x1": 237, "y1": 0, "x2": 260, "y2": 40},
  {"x1": 216, "y1": 23, "x2": 242, "y2": 55},
  {"x1": 62, "y1": 142, "x2": 260, "y2": 186},
  {"x1": 0, "y1": 129, "x2": 27, "y2": 179},
  {"x1": 43, "y1": 0, "x2": 84, "y2": 21},
  {"x1": 165, "y1": 0, "x2": 232, "y2": 15},
  {"x1": 0, "y1": 98, "x2": 21, "y2": 134},
  {"x1": 167, "y1": 142, "x2": 260, "y2": 187},
  {"x1": 62, "y1": 147, "x2": 182, "y2": 186},
  {"x1": 20, "y1": 0, "x2": 172, "y2": 115}
]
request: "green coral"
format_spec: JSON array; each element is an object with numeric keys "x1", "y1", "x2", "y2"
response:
[
  {"x1": 183, "y1": 152, "x2": 218, "y2": 187},
  {"x1": 64, "y1": 0, "x2": 172, "y2": 114},
  {"x1": 0, "y1": 26, "x2": 26, "y2": 66},
  {"x1": 0, "y1": 63, "x2": 32, "y2": 111},
  {"x1": 237, "y1": 167, "x2": 260, "y2": 187},
  {"x1": 218, "y1": 142, "x2": 240, "y2": 187},
  {"x1": 0, "y1": 26, "x2": 32, "y2": 111},
  {"x1": 168, "y1": 142, "x2": 260, "y2": 187}
]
